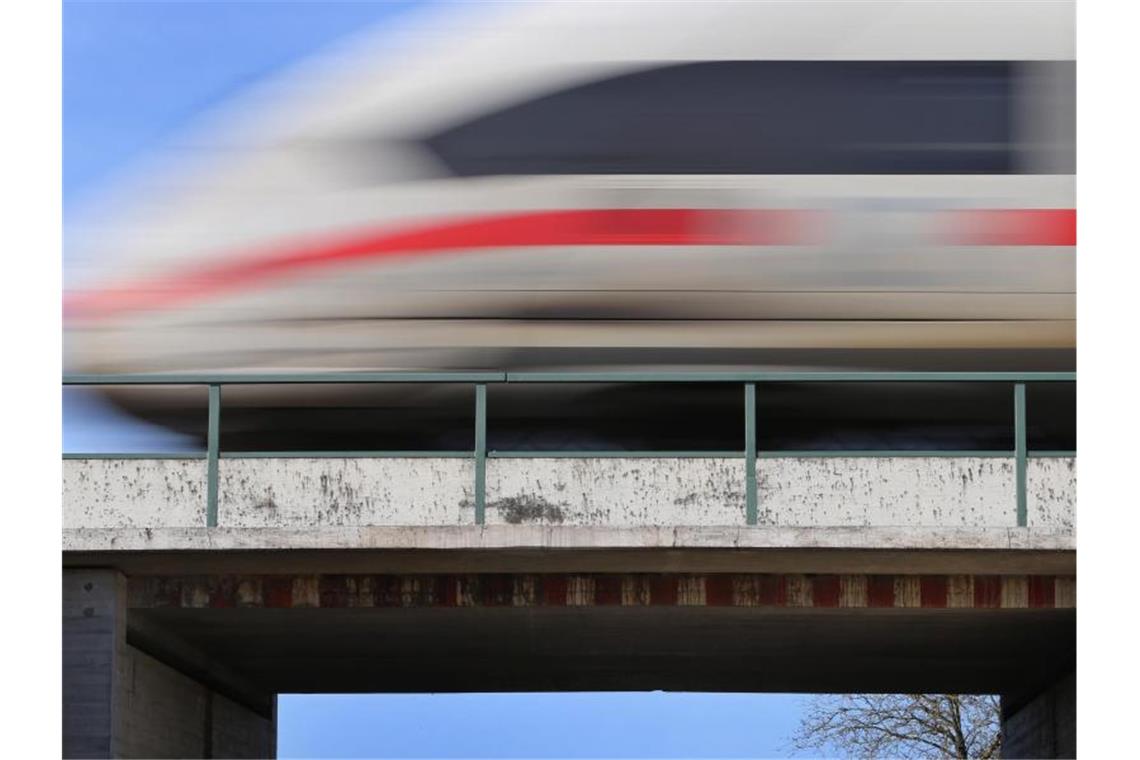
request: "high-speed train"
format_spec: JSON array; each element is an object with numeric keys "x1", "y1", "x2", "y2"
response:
[{"x1": 64, "y1": 0, "x2": 1075, "y2": 449}]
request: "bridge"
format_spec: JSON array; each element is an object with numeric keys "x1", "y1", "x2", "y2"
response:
[{"x1": 62, "y1": 371, "x2": 1076, "y2": 758}]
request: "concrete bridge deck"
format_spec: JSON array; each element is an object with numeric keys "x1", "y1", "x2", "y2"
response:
[{"x1": 63, "y1": 450, "x2": 1076, "y2": 758}]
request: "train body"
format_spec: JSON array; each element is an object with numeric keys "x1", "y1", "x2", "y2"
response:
[{"x1": 64, "y1": 0, "x2": 1075, "y2": 444}]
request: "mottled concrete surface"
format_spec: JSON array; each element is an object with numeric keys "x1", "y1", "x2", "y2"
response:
[
  {"x1": 759, "y1": 457, "x2": 1017, "y2": 527},
  {"x1": 486, "y1": 458, "x2": 745, "y2": 526},
  {"x1": 63, "y1": 459, "x2": 206, "y2": 529},
  {"x1": 1028, "y1": 457, "x2": 1076, "y2": 531},
  {"x1": 218, "y1": 458, "x2": 474, "y2": 527},
  {"x1": 64, "y1": 456, "x2": 1075, "y2": 535}
]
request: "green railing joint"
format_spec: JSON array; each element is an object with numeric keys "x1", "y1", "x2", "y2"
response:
[
  {"x1": 487, "y1": 451, "x2": 742, "y2": 459},
  {"x1": 206, "y1": 384, "x2": 220, "y2": 529},
  {"x1": 474, "y1": 384, "x2": 487, "y2": 525},
  {"x1": 745, "y1": 383, "x2": 758, "y2": 526},
  {"x1": 218, "y1": 451, "x2": 472, "y2": 459},
  {"x1": 1015, "y1": 383, "x2": 1028, "y2": 527}
]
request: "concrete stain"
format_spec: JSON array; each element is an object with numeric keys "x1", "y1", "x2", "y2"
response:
[{"x1": 491, "y1": 494, "x2": 567, "y2": 524}]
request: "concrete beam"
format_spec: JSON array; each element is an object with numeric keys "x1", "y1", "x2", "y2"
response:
[
  {"x1": 125, "y1": 572, "x2": 1074, "y2": 612},
  {"x1": 64, "y1": 523, "x2": 1074, "y2": 557},
  {"x1": 129, "y1": 605, "x2": 1075, "y2": 696}
]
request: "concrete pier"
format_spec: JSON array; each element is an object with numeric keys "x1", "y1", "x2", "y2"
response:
[
  {"x1": 63, "y1": 569, "x2": 276, "y2": 759},
  {"x1": 1003, "y1": 672, "x2": 1077, "y2": 759}
]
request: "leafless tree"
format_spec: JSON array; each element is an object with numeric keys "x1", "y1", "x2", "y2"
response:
[{"x1": 789, "y1": 694, "x2": 1001, "y2": 759}]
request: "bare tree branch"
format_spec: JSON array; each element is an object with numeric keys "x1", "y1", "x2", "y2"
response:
[{"x1": 788, "y1": 694, "x2": 1001, "y2": 759}]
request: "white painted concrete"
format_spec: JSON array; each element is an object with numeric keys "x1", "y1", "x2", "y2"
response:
[
  {"x1": 63, "y1": 455, "x2": 1075, "y2": 536},
  {"x1": 759, "y1": 457, "x2": 1017, "y2": 528},
  {"x1": 218, "y1": 458, "x2": 474, "y2": 527},
  {"x1": 485, "y1": 457, "x2": 745, "y2": 526},
  {"x1": 63, "y1": 459, "x2": 206, "y2": 529},
  {"x1": 1028, "y1": 457, "x2": 1076, "y2": 531}
]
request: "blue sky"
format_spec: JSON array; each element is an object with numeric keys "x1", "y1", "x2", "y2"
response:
[{"x1": 64, "y1": 2, "x2": 814, "y2": 756}]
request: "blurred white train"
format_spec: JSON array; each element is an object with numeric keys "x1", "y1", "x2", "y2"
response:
[{"x1": 63, "y1": 0, "x2": 1075, "y2": 443}]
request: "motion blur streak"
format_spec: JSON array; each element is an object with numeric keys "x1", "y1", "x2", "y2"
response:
[
  {"x1": 63, "y1": 0, "x2": 1075, "y2": 444},
  {"x1": 64, "y1": 208, "x2": 1074, "y2": 322},
  {"x1": 64, "y1": 208, "x2": 818, "y2": 321}
]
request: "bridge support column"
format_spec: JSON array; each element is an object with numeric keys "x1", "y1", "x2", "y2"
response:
[
  {"x1": 1001, "y1": 671, "x2": 1076, "y2": 759},
  {"x1": 63, "y1": 569, "x2": 277, "y2": 759}
]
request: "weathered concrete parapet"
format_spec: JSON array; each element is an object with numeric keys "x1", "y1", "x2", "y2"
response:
[
  {"x1": 485, "y1": 457, "x2": 745, "y2": 526},
  {"x1": 63, "y1": 455, "x2": 1075, "y2": 533},
  {"x1": 1028, "y1": 457, "x2": 1077, "y2": 530},
  {"x1": 218, "y1": 457, "x2": 474, "y2": 527},
  {"x1": 63, "y1": 459, "x2": 207, "y2": 528},
  {"x1": 758, "y1": 457, "x2": 1016, "y2": 527}
]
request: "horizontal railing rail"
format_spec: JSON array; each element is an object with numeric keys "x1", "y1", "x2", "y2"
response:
[{"x1": 63, "y1": 371, "x2": 1076, "y2": 529}]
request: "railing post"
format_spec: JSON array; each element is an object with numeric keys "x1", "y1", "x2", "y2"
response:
[
  {"x1": 474, "y1": 383, "x2": 487, "y2": 525},
  {"x1": 206, "y1": 383, "x2": 221, "y2": 528},
  {"x1": 745, "y1": 383, "x2": 757, "y2": 525},
  {"x1": 1014, "y1": 383, "x2": 1027, "y2": 527}
]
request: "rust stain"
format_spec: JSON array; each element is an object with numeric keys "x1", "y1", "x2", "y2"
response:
[
  {"x1": 974, "y1": 576, "x2": 1003, "y2": 608},
  {"x1": 812, "y1": 575, "x2": 841, "y2": 608},
  {"x1": 867, "y1": 575, "x2": 895, "y2": 607},
  {"x1": 566, "y1": 576, "x2": 595, "y2": 606},
  {"x1": 920, "y1": 576, "x2": 948, "y2": 608},
  {"x1": 595, "y1": 575, "x2": 623, "y2": 606},
  {"x1": 677, "y1": 576, "x2": 706, "y2": 606},
  {"x1": 839, "y1": 575, "x2": 868, "y2": 608},
  {"x1": 512, "y1": 576, "x2": 537, "y2": 606},
  {"x1": 893, "y1": 576, "x2": 922, "y2": 608},
  {"x1": 946, "y1": 575, "x2": 975, "y2": 608},
  {"x1": 1028, "y1": 575, "x2": 1056, "y2": 608},
  {"x1": 785, "y1": 575, "x2": 813, "y2": 608},
  {"x1": 291, "y1": 576, "x2": 320, "y2": 608},
  {"x1": 621, "y1": 576, "x2": 651, "y2": 606},
  {"x1": 1054, "y1": 576, "x2": 1076, "y2": 608},
  {"x1": 1001, "y1": 576, "x2": 1029, "y2": 609},
  {"x1": 705, "y1": 576, "x2": 734, "y2": 606}
]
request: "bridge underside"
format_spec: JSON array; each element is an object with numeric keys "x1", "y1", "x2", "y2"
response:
[
  {"x1": 133, "y1": 604, "x2": 1073, "y2": 696},
  {"x1": 65, "y1": 559, "x2": 1076, "y2": 758}
]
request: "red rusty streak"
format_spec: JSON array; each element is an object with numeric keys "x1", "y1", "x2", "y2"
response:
[
  {"x1": 262, "y1": 577, "x2": 293, "y2": 609},
  {"x1": 757, "y1": 575, "x2": 787, "y2": 606},
  {"x1": 131, "y1": 573, "x2": 1069, "y2": 609},
  {"x1": 480, "y1": 575, "x2": 513, "y2": 606},
  {"x1": 812, "y1": 575, "x2": 842, "y2": 608},
  {"x1": 594, "y1": 575, "x2": 624, "y2": 606},
  {"x1": 436, "y1": 575, "x2": 458, "y2": 607},
  {"x1": 1028, "y1": 576, "x2": 1057, "y2": 609},
  {"x1": 374, "y1": 575, "x2": 403, "y2": 607},
  {"x1": 704, "y1": 576, "x2": 735, "y2": 607},
  {"x1": 318, "y1": 575, "x2": 350, "y2": 608},
  {"x1": 974, "y1": 576, "x2": 1003, "y2": 608},
  {"x1": 650, "y1": 575, "x2": 678, "y2": 606},
  {"x1": 867, "y1": 576, "x2": 896, "y2": 608},
  {"x1": 920, "y1": 576, "x2": 948, "y2": 608},
  {"x1": 208, "y1": 577, "x2": 237, "y2": 609},
  {"x1": 541, "y1": 575, "x2": 568, "y2": 606}
]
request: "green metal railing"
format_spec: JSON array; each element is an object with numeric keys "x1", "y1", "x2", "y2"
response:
[{"x1": 63, "y1": 371, "x2": 1075, "y2": 529}]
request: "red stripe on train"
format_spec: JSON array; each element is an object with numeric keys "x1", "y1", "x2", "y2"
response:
[{"x1": 64, "y1": 207, "x2": 1074, "y2": 321}]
